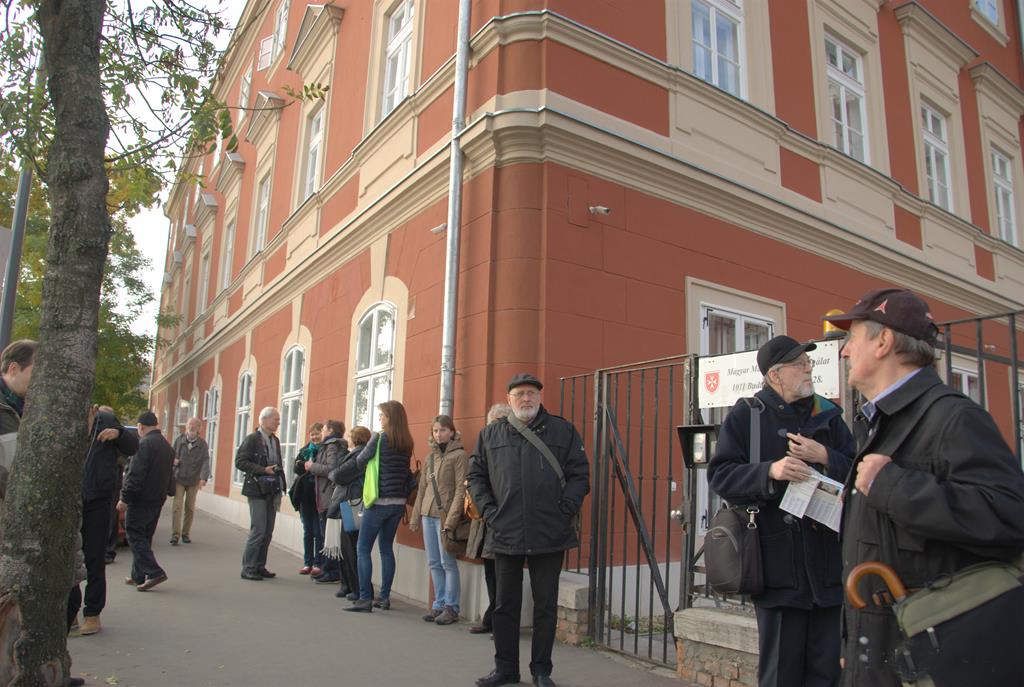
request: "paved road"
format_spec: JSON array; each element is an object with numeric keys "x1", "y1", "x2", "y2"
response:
[{"x1": 69, "y1": 506, "x2": 684, "y2": 686}]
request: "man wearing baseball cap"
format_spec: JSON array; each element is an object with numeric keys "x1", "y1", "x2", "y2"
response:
[
  {"x1": 708, "y1": 335, "x2": 855, "y2": 687},
  {"x1": 467, "y1": 373, "x2": 590, "y2": 687},
  {"x1": 823, "y1": 288, "x2": 1024, "y2": 686}
]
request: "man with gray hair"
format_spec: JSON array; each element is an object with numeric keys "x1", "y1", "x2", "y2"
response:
[
  {"x1": 170, "y1": 417, "x2": 210, "y2": 545},
  {"x1": 235, "y1": 407, "x2": 286, "y2": 581},
  {"x1": 823, "y1": 288, "x2": 1024, "y2": 686}
]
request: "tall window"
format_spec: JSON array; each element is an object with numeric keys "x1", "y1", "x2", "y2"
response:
[
  {"x1": 280, "y1": 347, "x2": 304, "y2": 463},
  {"x1": 273, "y1": 0, "x2": 290, "y2": 61},
  {"x1": 975, "y1": 0, "x2": 999, "y2": 25},
  {"x1": 921, "y1": 103, "x2": 952, "y2": 211},
  {"x1": 303, "y1": 108, "x2": 324, "y2": 199},
  {"x1": 992, "y1": 147, "x2": 1018, "y2": 246},
  {"x1": 698, "y1": 304, "x2": 774, "y2": 534},
  {"x1": 691, "y1": 0, "x2": 742, "y2": 98},
  {"x1": 381, "y1": 0, "x2": 415, "y2": 118},
  {"x1": 826, "y1": 35, "x2": 867, "y2": 163},
  {"x1": 353, "y1": 304, "x2": 396, "y2": 431},
  {"x1": 238, "y1": 67, "x2": 252, "y2": 125},
  {"x1": 197, "y1": 249, "x2": 211, "y2": 314},
  {"x1": 183, "y1": 269, "x2": 192, "y2": 324},
  {"x1": 233, "y1": 372, "x2": 253, "y2": 484},
  {"x1": 950, "y1": 366, "x2": 981, "y2": 404},
  {"x1": 220, "y1": 220, "x2": 235, "y2": 291},
  {"x1": 203, "y1": 387, "x2": 220, "y2": 484},
  {"x1": 253, "y1": 174, "x2": 271, "y2": 255}
]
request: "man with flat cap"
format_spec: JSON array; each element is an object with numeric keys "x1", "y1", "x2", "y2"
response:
[
  {"x1": 708, "y1": 335, "x2": 855, "y2": 687},
  {"x1": 823, "y1": 288, "x2": 1024, "y2": 686},
  {"x1": 468, "y1": 373, "x2": 590, "y2": 687},
  {"x1": 117, "y1": 411, "x2": 174, "y2": 592}
]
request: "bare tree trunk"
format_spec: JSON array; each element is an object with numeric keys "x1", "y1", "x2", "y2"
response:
[{"x1": 0, "y1": 0, "x2": 110, "y2": 684}]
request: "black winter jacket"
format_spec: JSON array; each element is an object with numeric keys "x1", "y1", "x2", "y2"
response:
[
  {"x1": 234, "y1": 430, "x2": 287, "y2": 498},
  {"x1": 467, "y1": 406, "x2": 590, "y2": 555},
  {"x1": 120, "y1": 430, "x2": 174, "y2": 508},
  {"x1": 329, "y1": 442, "x2": 366, "y2": 508},
  {"x1": 354, "y1": 432, "x2": 411, "y2": 500},
  {"x1": 839, "y1": 367, "x2": 1024, "y2": 687},
  {"x1": 707, "y1": 388, "x2": 855, "y2": 609},
  {"x1": 83, "y1": 411, "x2": 139, "y2": 502}
]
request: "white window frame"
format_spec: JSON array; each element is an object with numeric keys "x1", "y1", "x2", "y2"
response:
[
  {"x1": 380, "y1": 0, "x2": 415, "y2": 118},
  {"x1": 233, "y1": 371, "x2": 254, "y2": 485},
  {"x1": 175, "y1": 398, "x2": 191, "y2": 426},
  {"x1": 182, "y1": 265, "x2": 192, "y2": 324},
  {"x1": 697, "y1": 303, "x2": 774, "y2": 536},
  {"x1": 950, "y1": 365, "x2": 981, "y2": 404},
  {"x1": 258, "y1": 36, "x2": 274, "y2": 71},
  {"x1": 252, "y1": 174, "x2": 271, "y2": 255},
  {"x1": 974, "y1": 0, "x2": 999, "y2": 25},
  {"x1": 353, "y1": 304, "x2": 397, "y2": 431},
  {"x1": 220, "y1": 220, "x2": 235, "y2": 292},
  {"x1": 273, "y1": 0, "x2": 290, "y2": 61},
  {"x1": 203, "y1": 386, "x2": 220, "y2": 486},
  {"x1": 238, "y1": 66, "x2": 252, "y2": 125},
  {"x1": 825, "y1": 34, "x2": 869, "y2": 163},
  {"x1": 280, "y1": 347, "x2": 304, "y2": 464},
  {"x1": 921, "y1": 102, "x2": 953, "y2": 211},
  {"x1": 197, "y1": 248, "x2": 211, "y2": 314},
  {"x1": 690, "y1": 0, "x2": 745, "y2": 99},
  {"x1": 992, "y1": 146, "x2": 1018, "y2": 246},
  {"x1": 303, "y1": 107, "x2": 324, "y2": 200}
]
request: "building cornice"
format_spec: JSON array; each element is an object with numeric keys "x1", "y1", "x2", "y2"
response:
[
  {"x1": 287, "y1": 4, "x2": 344, "y2": 74},
  {"x1": 969, "y1": 61, "x2": 1024, "y2": 112},
  {"x1": 894, "y1": 1, "x2": 979, "y2": 68}
]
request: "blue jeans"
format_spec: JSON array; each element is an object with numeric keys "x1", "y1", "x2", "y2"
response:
[
  {"x1": 422, "y1": 515, "x2": 460, "y2": 612},
  {"x1": 298, "y1": 496, "x2": 321, "y2": 567},
  {"x1": 356, "y1": 503, "x2": 405, "y2": 601}
]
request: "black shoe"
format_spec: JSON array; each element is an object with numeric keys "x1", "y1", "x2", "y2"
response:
[
  {"x1": 69, "y1": 678, "x2": 85, "y2": 687},
  {"x1": 469, "y1": 624, "x2": 492, "y2": 634},
  {"x1": 346, "y1": 592, "x2": 359, "y2": 601},
  {"x1": 169, "y1": 536, "x2": 179, "y2": 546},
  {"x1": 335, "y1": 588, "x2": 350, "y2": 598},
  {"x1": 532, "y1": 676, "x2": 555, "y2": 687},
  {"x1": 259, "y1": 569, "x2": 276, "y2": 578},
  {"x1": 315, "y1": 575, "x2": 340, "y2": 584},
  {"x1": 240, "y1": 571, "x2": 264, "y2": 581},
  {"x1": 104, "y1": 555, "x2": 115, "y2": 565},
  {"x1": 343, "y1": 599, "x2": 373, "y2": 613},
  {"x1": 475, "y1": 671, "x2": 520, "y2": 687},
  {"x1": 181, "y1": 535, "x2": 191, "y2": 544},
  {"x1": 373, "y1": 597, "x2": 391, "y2": 610}
]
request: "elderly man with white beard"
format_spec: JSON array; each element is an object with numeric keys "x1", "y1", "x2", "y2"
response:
[{"x1": 467, "y1": 373, "x2": 590, "y2": 687}]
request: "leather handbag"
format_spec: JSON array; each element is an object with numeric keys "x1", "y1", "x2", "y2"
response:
[
  {"x1": 442, "y1": 519, "x2": 471, "y2": 555},
  {"x1": 257, "y1": 473, "x2": 282, "y2": 497},
  {"x1": 340, "y1": 499, "x2": 363, "y2": 533},
  {"x1": 704, "y1": 397, "x2": 765, "y2": 596},
  {"x1": 463, "y1": 490, "x2": 482, "y2": 520}
]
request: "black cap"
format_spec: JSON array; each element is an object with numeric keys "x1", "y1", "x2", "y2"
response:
[
  {"x1": 507, "y1": 373, "x2": 543, "y2": 392},
  {"x1": 756, "y1": 336, "x2": 817, "y2": 376},
  {"x1": 822, "y1": 288, "x2": 938, "y2": 346},
  {"x1": 137, "y1": 411, "x2": 159, "y2": 427}
]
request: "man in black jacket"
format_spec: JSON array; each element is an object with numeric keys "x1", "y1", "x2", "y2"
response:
[
  {"x1": 235, "y1": 406, "x2": 286, "y2": 581},
  {"x1": 117, "y1": 411, "x2": 174, "y2": 592},
  {"x1": 823, "y1": 289, "x2": 1024, "y2": 687},
  {"x1": 708, "y1": 335, "x2": 855, "y2": 687},
  {"x1": 78, "y1": 405, "x2": 139, "y2": 634},
  {"x1": 468, "y1": 373, "x2": 590, "y2": 687}
]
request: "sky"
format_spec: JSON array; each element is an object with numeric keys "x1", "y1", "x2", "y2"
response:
[{"x1": 128, "y1": 0, "x2": 247, "y2": 338}]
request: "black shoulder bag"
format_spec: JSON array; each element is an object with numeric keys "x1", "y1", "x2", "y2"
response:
[{"x1": 705, "y1": 397, "x2": 765, "y2": 597}]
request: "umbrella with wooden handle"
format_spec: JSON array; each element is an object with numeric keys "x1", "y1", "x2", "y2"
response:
[{"x1": 845, "y1": 561, "x2": 908, "y2": 608}]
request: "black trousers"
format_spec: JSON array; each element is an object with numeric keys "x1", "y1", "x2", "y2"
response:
[
  {"x1": 755, "y1": 604, "x2": 841, "y2": 687},
  {"x1": 481, "y1": 557, "x2": 496, "y2": 629},
  {"x1": 338, "y1": 529, "x2": 359, "y2": 592},
  {"x1": 81, "y1": 497, "x2": 112, "y2": 616},
  {"x1": 107, "y1": 468, "x2": 123, "y2": 557},
  {"x1": 125, "y1": 503, "x2": 165, "y2": 583},
  {"x1": 493, "y1": 550, "x2": 563, "y2": 678}
]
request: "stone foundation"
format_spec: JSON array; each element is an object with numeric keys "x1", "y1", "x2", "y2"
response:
[
  {"x1": 555, "y1": 572, "x2": 590, "y2": 646},
  {"x1": 674, "y1": 607, "x2": 759, "y2": 687}
]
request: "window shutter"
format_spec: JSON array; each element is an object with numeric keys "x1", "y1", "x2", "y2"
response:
[{"x1": 258, "y1": 36, "x2": 274, "y2": 70}]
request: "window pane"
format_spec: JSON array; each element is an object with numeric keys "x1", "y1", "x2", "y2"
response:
[
  {"x1": 744, "y1": 321, "x2": 771, "y2": 350},
  {"x1": 718, "y1": 58, "x2": 739, "y2": 96},
  {"x1": 825, "y1": 39, "x2": 838, "y2": 68},
  {"x1": 708, "y1": 313, "x2": 736, "y2": 355},
  {"x1": 354, "y1": 380, "x2": 370, "y2": 429},
  {"x1": 374, "y1": 308, "x2": 395, "y2": 367},
  {"x1": 357, "y1": 315, "x2": 374, "y2": 370},
  {"x1": 693, "y1": 44, "x2": 712, "y2": 81},
  {"x1": 692, "y1": 2, "x2": 711, "y2": 48},
  {"x1": 371, "y1": 372, "x2": 392, "y2": 431},
  {"x1": 716, "y1": 14, "x2": 738, "y2": 62}
]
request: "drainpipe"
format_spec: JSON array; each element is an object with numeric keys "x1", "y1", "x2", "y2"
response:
[
  {"x1": 438, "y1": 0, "x2": 472, "y2": 417},
  {"x1": 1017, "y1": 1, "x2": 1024, "y2": 67}
]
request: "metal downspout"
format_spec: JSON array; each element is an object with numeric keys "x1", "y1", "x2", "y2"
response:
[
  {"x1": 438, "y1": 0, "x2": 472, "y2": 417},
  {"x1": 1017, "y1": 1, "x2": 1024, "y2": 67}
]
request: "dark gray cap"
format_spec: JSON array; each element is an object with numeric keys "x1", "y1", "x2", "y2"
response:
[
  {"x1": 137, "y1": 411, "x2": 159, "y2": 427},
  {"x1": 507, "y1": 373, "x2": 543, "y2": 392},
  {"x1": 756, "y1": 336, "x2": 817, "y2": 376}
]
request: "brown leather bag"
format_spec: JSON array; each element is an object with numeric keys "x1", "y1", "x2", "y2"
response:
[{"x1": 463, "y1": 490, "x2": 482, "y2": 520}]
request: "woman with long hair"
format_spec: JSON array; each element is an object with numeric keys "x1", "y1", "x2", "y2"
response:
[
  {"x1": 344, "y1": 401, "x2": 414, "y2": 613},
  {"x1": 409, "y1": 415, "x2": 468, "y2": 625}
]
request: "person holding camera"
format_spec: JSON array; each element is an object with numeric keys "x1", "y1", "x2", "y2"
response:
[{"x1": 235, "y1": 407, "x2": 287, "y2": 581}]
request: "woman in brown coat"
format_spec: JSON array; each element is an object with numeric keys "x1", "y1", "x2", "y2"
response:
[{"x1": 409, "y1": 415, "x2": 468, "y2": 625}]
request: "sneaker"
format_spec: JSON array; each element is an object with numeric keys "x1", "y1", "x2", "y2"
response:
[
  {"x1": 372, "y1": 597, "x2": 391, "y2": 610},
  {"x1": 169, "y1": 536, "x2": 179, "y2": 545},
  {"x1": 310, "y1": 566, "x2": 323, "y2": 577},
  {"x1": 299, "y1": 566, "x2": 312, "y2": 575},
  {"x1": 346, "y1": 592, "x2": 359, "y2": 601},
  {"x1": 137, "y1": 574, "x2": 168, "y2": 591},
  {"x1": 181, "y1": 534, "x2": 191, "y2": 544},
  {"x1": 80, "y1": 615, "x2": 101, "y2": 635},
  {"x1": 422, "y1": 608, "x2": 442, "y2": 622},
  {"x1": 124, "y1": 577, "x2": 139, "y2": 586},
  {"x1": 435, "y1": 606, "x2": 459, "y2": 625}
]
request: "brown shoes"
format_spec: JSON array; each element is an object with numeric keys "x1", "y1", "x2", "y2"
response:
[
  {"x1": 80, "y1": 615, "x2": 101, "y2": 635},
  {"x1": 435, "y1": 606, "x2": 459, "y2": 625}
]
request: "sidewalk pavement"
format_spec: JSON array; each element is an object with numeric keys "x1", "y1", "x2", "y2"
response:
[{"x1": 69, "y1": 505, "x2": 687, "y2": 687}]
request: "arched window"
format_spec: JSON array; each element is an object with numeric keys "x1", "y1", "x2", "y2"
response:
[
  {"x1": 203, "y1": 386, "x2": 220, "y2": 486},
  {"x1": 280, "y1": 347, "x2": 305, "y2": 462},
  {"x1": 232, "y1": 371, "x2": 253, "y2": 485},
  {"x1": 353, "y1": 304, "x2": 396, "y2": 431}
]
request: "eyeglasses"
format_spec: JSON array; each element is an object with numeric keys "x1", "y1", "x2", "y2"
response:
[
  {"x1": 775, "y1": 356, "x2": 815, "y2": 371},
  {"x1": 509, "y1": 389, "x2": 540, "y2": 399}
]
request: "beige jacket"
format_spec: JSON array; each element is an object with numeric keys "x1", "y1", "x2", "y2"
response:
[{"x1": 411, "y1": 435, "x2": 468, "y2": 531}]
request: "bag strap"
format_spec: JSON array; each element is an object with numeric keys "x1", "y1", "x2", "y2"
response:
[
  {"x1": 427, "y1": 453, "x2": 446, "y2": 510},
  {"x1": 741, "y1": 397, "x2": 764, "y2": 465},
  {"x1": 507, "y1": 414, "x2": 565, "y2": 488}
]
